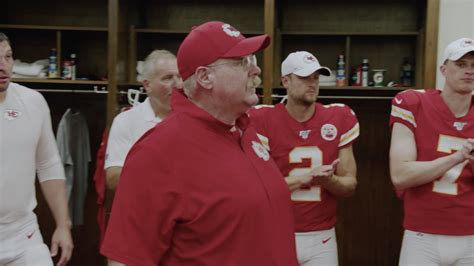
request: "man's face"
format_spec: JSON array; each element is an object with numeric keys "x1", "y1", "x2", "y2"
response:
[
  {"x1": 282, "y1": 71, "x2": 320, "y2": 106},
  {"x1": 0, "y1": 41, "x2": 13, "y2": 92},
  {"x1": 441, "y1": 53, "x2": 474, "y2": 94},
  {"x1": 208, "y1": 54, "x2": 261, "y2": 115},
  {"x1": 143, "y1": 57, "x2": 183, "y2": 112}
]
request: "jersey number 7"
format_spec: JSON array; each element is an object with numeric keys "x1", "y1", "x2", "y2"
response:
[{"x1": 433, "y1": 135, "x2": 469, "y2": 195}]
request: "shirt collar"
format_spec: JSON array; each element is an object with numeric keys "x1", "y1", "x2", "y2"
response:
[{"x1": 142, "y1": 97, "x2": 162, "y2": 123}]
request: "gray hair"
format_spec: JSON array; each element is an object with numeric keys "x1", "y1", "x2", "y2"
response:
[
  {"x1": 0, "y1": 32, "x2": 11, "y2": 46},
  {"x1": 183, "y1": 75, "x2": 197, "y2": 98},
  {"x1": 142, "y1": 49, "x2": 176, "y2": 80}
]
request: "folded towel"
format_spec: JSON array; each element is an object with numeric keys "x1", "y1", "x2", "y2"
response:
[
  {"x1": 13, "y1": 59, "x2": 48, "y2": 76},
  {"x1": 12, "y1": 72, "x2": 48, "y2": 79},
  {"x1": 320, "y1": 70, "x2": 336, "y2": 83},
  {"x1": 320, "y1": 81, "x2": 337, "y2": 86}
]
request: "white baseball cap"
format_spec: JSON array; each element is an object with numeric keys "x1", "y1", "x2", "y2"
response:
[
  {"x1": 281, "y1": 51, "x2": 331, "y2": 77},
  {"x1": 442, "y1": 37, "x2": 474, "y2": 63}
]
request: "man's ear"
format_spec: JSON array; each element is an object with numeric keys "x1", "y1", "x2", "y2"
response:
[
  {"x1": 195, "y1": 66, "x2": 213, "y2": 90},
  {"x1": 440, "y1": 64, "x2": 447, "y2": 77},
  {"x1": 142, "y1": 79, "x2": 151, "y2": 93},
  {"x1": 281, "y1": 75, "x2": 290, "y2": 89}
]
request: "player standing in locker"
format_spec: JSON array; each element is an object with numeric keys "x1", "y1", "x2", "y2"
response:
[
  {"x1": 390, "y1": 37, "x2": 474, "y2": 265},
  {"x1": 0, "y1": 32, "x2": 73, "y2": 266},
  {"x1": 249, "y1": 51, "x2": 359, "y2": 266}
]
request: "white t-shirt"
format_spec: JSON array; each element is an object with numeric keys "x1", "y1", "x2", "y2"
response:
[
  {"x1": 0, "y1": 82, "x2": 65, "y2": 224},
  {"x1": 104, "y1": 98, "x2": 162, "y2": 169}
]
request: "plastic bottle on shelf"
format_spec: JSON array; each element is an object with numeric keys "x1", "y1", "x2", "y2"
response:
[
  {"x1": 70, "y1": 53, "x2": 77, "y2": 80},
  {"x1": 361, "y1": 58, "x2": 369, "y2": 87},
  {"x1": 336, "y1": 54, "x2": 346, "y2": 87},
  {"x1": 48, "y1": 48, "x2": 58, "y2": 78},
  {"x1": 400, "y1": 57, "x2": 413, "y2": 87},
  {"x1": 351, "y1": 65, "x2": 362, "y2": 86},
  {"x1": 62, "y1": 59, "x2": 72, "y2": 80}
]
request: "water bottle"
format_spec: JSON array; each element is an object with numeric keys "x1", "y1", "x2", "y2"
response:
[
  {"x1": 336, "y1": 54, "x2": 346, "y2": 87},
  {"x1": 400, "y1": 57, "x2": 413, "y2": 87},
  {"x1": 70, "y1": 53, "x2": 77, "y2": 80},
  {"x1": 361, "y1": 59, "x2": 369, "y2": 87},
  {"x1": 48, "y1": 48, "x2": 58, "y2": 78}
]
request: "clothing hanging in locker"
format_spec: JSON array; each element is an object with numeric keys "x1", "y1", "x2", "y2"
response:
[{"x1": 56, "y1": 108, "x2": 91, "y2": 226}]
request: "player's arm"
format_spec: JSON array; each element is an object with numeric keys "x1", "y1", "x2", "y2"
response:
[
  {"x1": 36, "y1": 99, "x2": 73, "y2": 266},
  {"x1": 389, "y1": 122, "x2": 466, "y2": 189},
  {"x1": 106, "y1": 166, "x2": 122, "y2": 190},
  {"x1": 284, "y1": 173, "x2": 313, "y2": 191},
  {"x1": 39, "y1": 180, "x2": 73, "y2": 265},
  {"x1": 105, "y1": 116, "x2": 130, "y2": 190},
  {"x1": 285, "y1": 164, "x2": 337, "y2": 191},
  {"x1": 316, "y1": 145, "x2": 357, "y2": 197}
]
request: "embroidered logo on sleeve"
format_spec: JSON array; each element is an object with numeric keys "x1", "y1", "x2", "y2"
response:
[
  {"x1": 321, "y1": 124, "x2": 337, "y2": 141},
  {"x1": 4, "y1": 109, "x2": 21, "y2": 121},
  {"x1": 252, "y1": 141, "x2": 270, "y2": 161}
]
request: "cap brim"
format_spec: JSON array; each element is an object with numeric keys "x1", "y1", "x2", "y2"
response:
[
  {"x1": 447, "y1": 48, "x2": 474, "y2": 61},
  {"x1": 294, "y1": 66, "x2": 331, "y2": 77},
  {"x1": 222, "y1": 34, "x2": 270, "y2": 57}
]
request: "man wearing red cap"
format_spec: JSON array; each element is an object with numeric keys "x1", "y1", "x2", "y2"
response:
[
  {"x1": 101, "y1": 21, "x2": 298, "y2": 266},
  {"x1": 249, "y1": 51, "x2": 359, "y2": 266},
  {"x1": 390, "y1": 37, "x2": 474, "y2": 265}
]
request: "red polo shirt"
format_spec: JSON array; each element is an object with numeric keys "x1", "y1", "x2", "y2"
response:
[{"x1": 101, "y1": 90, "x2": 298, "y2": 266}]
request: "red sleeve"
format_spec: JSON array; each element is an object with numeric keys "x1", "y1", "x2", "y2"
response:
[
  {"x1": 247, "y1": 105, "x2": 274, "y2": 137},
  {"x1": 338, "y1": 105, "x2": 360, "y2": 148},
  {"x1": 389, "y1": 89, "x2": 421, "y2": 133}
]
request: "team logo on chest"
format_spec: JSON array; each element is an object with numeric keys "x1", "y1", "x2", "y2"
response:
[
  {"x1": 251, "y1": 141, "x2": 270, "y2": 161},
  {"x1": 321, "y1": 124, "x2": 337, "y2": 141},
  {"x1": 453, "y1": 121, "x2": 467, "y2": 131},
  {"x1": 299, "y1": 129, "x2": 311, "y2": 140},
  {"x1": 4, "y1": 109, "x2": 21, "y2": 121}
]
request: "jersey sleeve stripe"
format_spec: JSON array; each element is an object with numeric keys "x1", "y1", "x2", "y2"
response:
[
  {"x1": 391, "y1": 105, "x2": 417, "y2": 128},
  {"x1": 339, "y1": 123, "x2": 360, "y2": 147},
  {"x1": 256, "y1": 133, "x2": 270, "y2": 151}
]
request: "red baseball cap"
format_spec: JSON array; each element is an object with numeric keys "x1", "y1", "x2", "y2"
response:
[{"x1": 177, "y1": 21, "x2": 271, "y2": 80}]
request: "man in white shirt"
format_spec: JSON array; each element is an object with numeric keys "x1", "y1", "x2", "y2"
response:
[
  {"x1": 0, "y1": 32, "x2": 73, "y2": 266},
  {"x1": 105, "y1": 50, "x2": 183, "y2": 189}
]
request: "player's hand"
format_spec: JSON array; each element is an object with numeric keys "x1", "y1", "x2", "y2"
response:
[
  {"x1": 50, "y1": 226, "x2": 73, "y2": 266},
  {"x1": 309, "y1": 159, "x2": 340, "y2": 180},
  {"x1": 461, "y1": 139, "x2": 474, "y2": 169}
]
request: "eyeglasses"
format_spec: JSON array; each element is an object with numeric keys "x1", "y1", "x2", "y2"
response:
[{"x1": 208, "y1": 54, "x2": 257, "y2": 69}]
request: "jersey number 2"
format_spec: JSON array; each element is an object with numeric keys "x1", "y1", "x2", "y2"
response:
[
  {"x1": 433, "y1": 135, "x2": 468, "y2": 195},
  {"x1": 289, "y1": 146, "x2": 322, "y2": 202}
]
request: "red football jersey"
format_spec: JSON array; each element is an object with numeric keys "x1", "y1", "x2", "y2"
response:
[
  {"x1": 249, "y1": 103, "x2": 359, "y2": 232},
  {"x1": 390, "y1": 89, "x2": 474, "y2": 235}
]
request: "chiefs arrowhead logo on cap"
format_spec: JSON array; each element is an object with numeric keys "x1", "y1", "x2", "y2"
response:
[
  {"x1": 222, "y1": 24, "x2": 240, "y2": 37},
  {"x1": 303, "y1": 54, "x2": 316, "y2": 63},
  {"x1": 460, "y1": 39, "x2": 474, "y2": 47}
]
